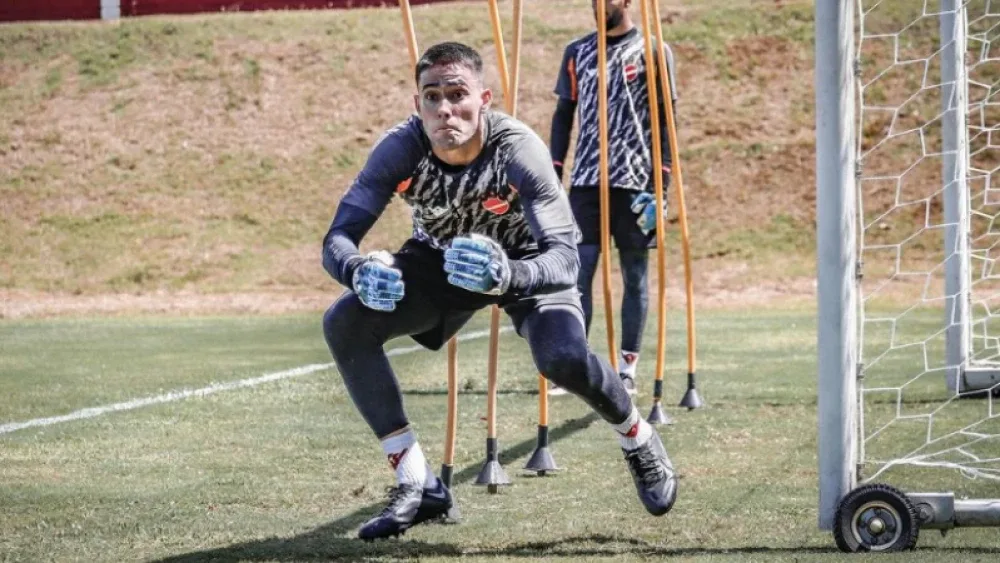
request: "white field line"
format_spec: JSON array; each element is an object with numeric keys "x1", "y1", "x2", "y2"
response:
[{"x1": 0, "y1": 326, "x2": 512, "y2": 437}]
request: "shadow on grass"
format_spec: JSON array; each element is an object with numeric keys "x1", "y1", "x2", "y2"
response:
[
  {"x1": 144, "y1": 408, "x2": 1000, "y2": 562},
  {"x1": 151, "y1": 413, "x2": 600, "y2": 562},
  {"x1": 151, "y1": 528, "x2": 1000, "y2": 561}
]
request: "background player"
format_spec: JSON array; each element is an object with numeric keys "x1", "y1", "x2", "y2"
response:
[{"x1": 549, "y1": 0, "x2": 678, "y2": 395}]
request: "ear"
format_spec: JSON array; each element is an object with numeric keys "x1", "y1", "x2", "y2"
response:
[
  {"x1": 413, "y1": 93, "x2": 420, "y2": 115},
  {"x1": 480, "y1": 88, "x2": 493, "y2": 111}
]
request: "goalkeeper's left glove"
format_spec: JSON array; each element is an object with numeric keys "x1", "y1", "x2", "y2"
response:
[
  {"x1": 443, "y1": 234, "x2": 512, "y2": 295},
  {"x1": 631, "y1": 192, "x2": 669, "y2": 236}
]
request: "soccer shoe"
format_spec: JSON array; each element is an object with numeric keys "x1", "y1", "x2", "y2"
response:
[
  {"x1": 414, "y1": 478, "x2": 453, "y2": 525},
  {"x1": 622, "y1": 431, "x2": 677, "y2": 516},
  {"x1": 358, "y1": 480, "x2": 452, "y2": 541},
  {"x1": 620, "y1": 374, "x2": 638, "y2": 396}
]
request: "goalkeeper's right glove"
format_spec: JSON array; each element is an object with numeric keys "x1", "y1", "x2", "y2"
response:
[{"x1": 351, "y1": 251, "x2": 405, "y2": 312}]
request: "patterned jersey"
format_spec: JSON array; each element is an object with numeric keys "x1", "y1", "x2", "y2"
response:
[
  {"x1": 555, "y1": 28, "x2": 677, "y2": 192},
  {"x1": 339, "y1": 111, "x2": 577, "y2": 258}
]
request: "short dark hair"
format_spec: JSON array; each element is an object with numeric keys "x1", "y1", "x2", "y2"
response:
[{"x1": 414, "y1": 42, "x2": 484, "y2": 86}]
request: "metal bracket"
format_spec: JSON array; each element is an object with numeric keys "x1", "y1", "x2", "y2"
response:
[{"x1": 908, "y1": 493, "x2": 956, "y2": 529}]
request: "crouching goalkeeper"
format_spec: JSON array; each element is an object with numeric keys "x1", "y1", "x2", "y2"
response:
[{"x1": 321, "y1": 41, "x2": 677, "y2": 541}]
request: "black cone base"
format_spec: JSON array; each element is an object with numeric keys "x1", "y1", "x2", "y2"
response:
[
  {"x1": 444, "y1": 504, "x2": 462, "y2": 523},
  {"x1": 524, "y1": 446, "x2": 559, "y2": 475},
  {"x1": 438, "y1": 463, "x2": 461, "y2": 524},
  {"x1": 474, "y1": 438, "x2": 510, "y2": 494},
  {"x1": 679, "y1": 387, "x2": 703, "y2": 410},
  {"x1": 475, "y1": 460, "x2": 511, "y2": 492},
  {"x1": 647, "y1": 401, "x2": 674, "y2": 425}
]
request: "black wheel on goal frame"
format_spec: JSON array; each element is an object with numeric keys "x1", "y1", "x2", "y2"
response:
[{"x1": 833, "y1": 483, "x2": 919, "y2": 553}]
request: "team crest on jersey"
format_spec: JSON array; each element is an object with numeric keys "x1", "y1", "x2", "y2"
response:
[
  {"x1": 483, "y1": 184, "x2": 518, "y2": 215},
  {"x1": 624, "y1": 63, "x2": 639, "y2": 82},
  {"x1": 483, "y1": 196, "x2": 510, "y2": 215}
]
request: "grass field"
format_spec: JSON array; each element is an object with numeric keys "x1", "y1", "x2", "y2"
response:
[
  {"x1": 4, "y1": 0, "x2": 1000, "y2": 561},
  {"x1": 3, "y1": 308, "x2": 1000, "y2": 562}
]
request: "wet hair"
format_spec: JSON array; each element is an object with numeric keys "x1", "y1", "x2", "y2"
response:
[{"x1": 414, "y1": 41, "x2": 484, "y2": 86}]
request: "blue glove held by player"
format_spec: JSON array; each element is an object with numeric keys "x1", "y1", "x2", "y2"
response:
[
  {"x1": 351, "y1": 251, "x2": 405, "y2": 312},
  {"x1": 443, "y1": 234, "x2": 512, "y2": 295},
  {"x1": 630, "y1": 192, "x2": 668, "y2": 236}
]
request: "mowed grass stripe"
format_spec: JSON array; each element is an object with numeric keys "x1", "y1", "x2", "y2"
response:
[{"x1": 0, "y1": 324, "x2": 514, "y2": 436}]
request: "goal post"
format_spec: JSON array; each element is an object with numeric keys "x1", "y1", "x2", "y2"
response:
[
  {"x1": 816, "y1": 0, "x2": 1000, "y2": 547},
  {"x1": 815, "y1": 0, "x2": 858, "y2": 532}
]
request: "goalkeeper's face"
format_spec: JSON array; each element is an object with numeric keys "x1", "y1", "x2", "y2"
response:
[
  {"x1": 415, "y1": 63, "x2": 492, "y2": 152},
  {"x1": 592, "y1": 0, "x2": 628, "y2": 31}
]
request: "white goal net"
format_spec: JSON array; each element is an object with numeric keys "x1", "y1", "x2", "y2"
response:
[{"x1": 855, "y1": 0, "x2": 1000, "y2": 495}]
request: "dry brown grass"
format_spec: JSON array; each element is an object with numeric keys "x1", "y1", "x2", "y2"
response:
[{"x1": 0, "y1": 0, "x2": 827, "y2": 315}]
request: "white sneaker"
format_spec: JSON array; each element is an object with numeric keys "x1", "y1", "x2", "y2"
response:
[{"x1": 620, "y1": 374, "x2": 638, "y2": 396}]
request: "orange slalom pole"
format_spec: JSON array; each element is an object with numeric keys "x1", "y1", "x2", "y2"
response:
[
  {"x1": 596, "y1": 0, "x2": 619, "y2": 374},
  {"x1": 399, "y1": 0, "x2": 419, "y2": 70},
  {"x1": 475, "y1": 0, "x2": 521, "y2": 493},
  {"x1": 650, "y1": 0, "x2": 701, "y2": 410},
  {"x1": 487, "y1": 0, "x2": 511, "y2": 110},
  {"x1": 639, "y1": 0, "x2": 673, "y2": 425}
]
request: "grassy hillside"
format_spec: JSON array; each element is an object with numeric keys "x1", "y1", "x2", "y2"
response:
[{"x1": 0, "y1": 0, "x2": 820, "y2": 304}]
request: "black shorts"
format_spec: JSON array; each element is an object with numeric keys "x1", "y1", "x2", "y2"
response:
[
  {"x1": 392, "y1": 239, "x2": 582, "y2": 349},
  {"x1": 569, "y1": 186, "x2": 656, "y2": 249}
]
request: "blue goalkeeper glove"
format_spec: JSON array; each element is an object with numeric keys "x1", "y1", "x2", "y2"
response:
[
  {"x1": 630, "y1": 192, "x2": 668, "y2": 236},
  {"x1": 351, "y1": 251, "x2": 405, "y2": 312},
  {"x1": 443, "y1": 234, "x2": 512, "y2": 295}
]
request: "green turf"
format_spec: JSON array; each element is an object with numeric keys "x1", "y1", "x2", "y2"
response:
[{"x1": 2, "y1": 309, "x2": 1000, "y2": 561}]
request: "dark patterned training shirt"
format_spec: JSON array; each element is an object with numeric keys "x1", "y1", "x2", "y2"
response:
[
  {"x1": 555, "y1": 28, "x2": 678, "y2": 192},
  {"x1": 339, "y1": 111, "x2": 578, "y2": 259}
]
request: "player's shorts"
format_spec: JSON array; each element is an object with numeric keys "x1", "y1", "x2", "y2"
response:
[
  {"x1": 569, "y1": 186, "x2": 656, "y2": 249},
  {"x1": 392, "y1": 239, "x2": 583, "y2": 349}
]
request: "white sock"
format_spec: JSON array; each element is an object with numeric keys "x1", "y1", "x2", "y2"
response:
[
  {"x1": 380, "y1": 429, "x2": 428, "y2": 487},
  {"x1": 612, "y1": 406, "x2": 653, "y2": 450},
  {"x1": 620, "y1": 350, "x2": 640, "y2": 377}
]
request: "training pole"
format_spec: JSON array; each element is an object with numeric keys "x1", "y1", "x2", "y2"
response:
[
  {"x1": 650, "y1": 0, "x2": 700, "y2": 411},
  {"x1": 525, "y1": 373, "x2": 559, "y2": 474},
  {"x1": 596, "y1": 0, "x2": 619, "y2": 375},
  {"x1": 639, "y1": 0, "x2": 673, "y2": 425},
  {"x1": 399, "y1": 0, "x2": 461, "y2": 521},
  {"x1": 475, "y1": 0, "x2": 522, "y2": 494}
]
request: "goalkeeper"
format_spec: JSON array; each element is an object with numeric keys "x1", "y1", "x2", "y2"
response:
[
  {"x1": 549, "y1": 0, "x2": 678, "y2": 395},
  {"x1": 322, "y1": 41, "x2": 677, "y2": 541}
]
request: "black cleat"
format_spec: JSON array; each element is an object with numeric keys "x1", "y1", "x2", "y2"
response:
[
  {"x1": 414, "y1": 477, "x2": 453, "y2": 524},
  {"x1": 623, "y1": 431, "x2": 677, "y2": 516},
  {"x1": 358, "y1": 480, "x2": 453, "y2": 541}
]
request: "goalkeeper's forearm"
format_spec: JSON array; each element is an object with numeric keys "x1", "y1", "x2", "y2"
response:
[
  {"x1": 507, "y1": 233, "x2": 580, "y2": 296},
  {"x1": 322, "y1": 203, "x2": 377, "y2": 288}
]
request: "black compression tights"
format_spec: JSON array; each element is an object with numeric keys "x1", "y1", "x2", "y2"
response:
[{"x1": 323, "y1": 292, "x2": 633, "y2": 439}]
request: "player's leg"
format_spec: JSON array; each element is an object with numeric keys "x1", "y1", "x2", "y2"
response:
[
  {"x1": 509, "y1": 297, "x2": 677, "y2": 516},
  {"x1": 618, "y1": 248, "x2": 649, "y2": 393},
  {"x1": 555, "y1": 187, "x2": 602, "y2": 397},
  {"x1": 322, "y1": 278, "x2": 459, "y2": 538},
  {"x1": 569, "y1": 186, "x2": 602, "y2": 335},
  {"x1": 578, "y1": 244, "x2": 601, "y2": 333},
  {"x1": 612, "y1": 190, "x2": 655, "y2": 394}
]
